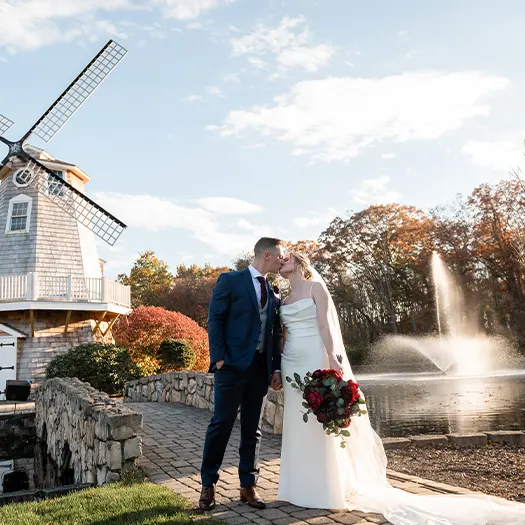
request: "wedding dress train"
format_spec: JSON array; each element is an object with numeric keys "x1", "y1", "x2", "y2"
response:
[{"x1": 278, "y1": 298, "x2": 525, "y2": 525}]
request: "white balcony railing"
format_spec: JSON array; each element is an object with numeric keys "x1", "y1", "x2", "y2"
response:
[{"x1": 0, "y1": 273, "x2": 131, "y2": 308}]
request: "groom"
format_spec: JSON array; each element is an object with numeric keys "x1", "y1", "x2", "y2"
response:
[{"x1": 199, "y1": 237, "x2": 285, "y2": 511}]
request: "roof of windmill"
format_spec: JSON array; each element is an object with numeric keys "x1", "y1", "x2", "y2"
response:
[{"x1": 24, "y1": 145, "x2": 91, "y2": 183}]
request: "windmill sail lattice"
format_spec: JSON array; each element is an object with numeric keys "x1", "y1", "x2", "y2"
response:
[
  {"x1": 25, "y1": 159, "x2": 125, "y2": 246},
  {"x1": 0, "y1": 114, "x2": 14, "y2": 136},
  {"x1": 27, "y1": 41, "x2": 127, "y2": 143}
]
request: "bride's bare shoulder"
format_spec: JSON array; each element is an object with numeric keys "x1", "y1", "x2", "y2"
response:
[{"x1": 311, "y1": 280, "x2": 328, "y2": 301}]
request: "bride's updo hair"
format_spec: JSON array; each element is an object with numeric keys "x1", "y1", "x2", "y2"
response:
[{"x1": 291, "y1": 252, "x2": 314, "y2": 280}]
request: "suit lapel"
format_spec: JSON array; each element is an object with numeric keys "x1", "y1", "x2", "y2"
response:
[{"x1": 241, "y1": 268, "x2": 259, "y2": 313}]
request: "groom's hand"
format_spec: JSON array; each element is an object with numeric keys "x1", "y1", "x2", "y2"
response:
[
  {"x1": 216, "y1": 360, "x2": 224, "y2": 370},
  {"x1": 271, "y1": 372, "x2": 282, "y2": 390}
]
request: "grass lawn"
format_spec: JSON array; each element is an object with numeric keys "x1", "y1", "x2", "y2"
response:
[{"x1": 0, "y1": 482, "x2": 223, "y2": 525}]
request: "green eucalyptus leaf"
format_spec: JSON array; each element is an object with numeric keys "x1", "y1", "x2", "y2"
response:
[
  {"x1": 341, "y1": 430, "x2": 351, "y2": 437},
  {"x1": 303, "y1": 413, "x2": 309, "y2": 423},
  {"x1": 285, "y1": 376, "x2": 292, "y2": 383}
]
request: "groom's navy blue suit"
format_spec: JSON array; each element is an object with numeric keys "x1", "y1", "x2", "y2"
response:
[{"x1": 201, "y1": 267, "x2": 282, "y2": 489}]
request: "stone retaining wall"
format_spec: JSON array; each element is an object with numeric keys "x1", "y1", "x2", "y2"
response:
[
  {"x1": 36, "y1": 378, "x2": 143, "y2": 486},
  {"x1": 383, "y1": 430, "x2": 525, "y2": 449},
  {"x1": 0, "y1": 412, "x2": 35, "y2": 461},
  {"x1": 123, "y1": 371, "x2": 525, "y2": 446},
  {"x1": 124, "y1": 371, "x2": 285, "y2": 433}
]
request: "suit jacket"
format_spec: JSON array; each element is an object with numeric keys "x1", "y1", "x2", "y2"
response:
[{"x1": 207, "y1": 267, "x2": 282, "y2": 383}]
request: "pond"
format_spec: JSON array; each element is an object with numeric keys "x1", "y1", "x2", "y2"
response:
[{"x1": 356, "y1": 369, "x2": 525, "y2": 437}]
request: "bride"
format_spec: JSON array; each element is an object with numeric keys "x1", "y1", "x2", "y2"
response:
[{"x1": 277, "y1": 252, "x2": 525, "y2": 525}]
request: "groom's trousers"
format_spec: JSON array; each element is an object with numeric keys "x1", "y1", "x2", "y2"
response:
[{"x1": 201, "y1": 352, "x2": 268, "y2": 488}]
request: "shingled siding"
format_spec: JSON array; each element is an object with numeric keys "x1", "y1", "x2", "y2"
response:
[
  {"x1": 0, "y1": 163, "x2": 86, "y2": 278},
  {"x1": 0, "y1": 170, "x2": 38, "y2": 276}
]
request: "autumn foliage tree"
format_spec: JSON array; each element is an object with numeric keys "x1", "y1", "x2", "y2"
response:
[
  {"x1": 118, "y1": 251, "x2": 173, "y2": 308},
  {"x1": 161, "y1": 264, "x2": 230, "y2": 328},
  {"x1": 113, "y1": 306, "x2": 209, "y2": 374}
]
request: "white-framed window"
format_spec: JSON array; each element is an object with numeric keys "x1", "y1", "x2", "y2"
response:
[
  {"x1": 46, "y1": 170, "x2": 67, "y2": 197},
  {"x1": 6, "y1": 194, "x2": 32, "y2": 234},
  {"x1": 12, "y1": 167, "x2": 35, "y2": 188}
]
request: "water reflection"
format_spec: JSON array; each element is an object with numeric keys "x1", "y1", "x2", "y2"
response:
[{"x1": 356, "y1": 370, "x2": 525, "y2": 437}]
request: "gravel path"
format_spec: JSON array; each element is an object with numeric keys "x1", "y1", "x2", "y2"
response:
[{"x1": 386, "y1": 443, "x2": 525, "y2": 502}]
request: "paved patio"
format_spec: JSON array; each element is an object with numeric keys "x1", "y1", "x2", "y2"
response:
[{"x1": 128, "y1": 403, "x2": 465, "y2": 525}]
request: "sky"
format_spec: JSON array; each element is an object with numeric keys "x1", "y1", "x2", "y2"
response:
[{"x1": 1, "y1": 0, "x2": 524, "y2": 278}]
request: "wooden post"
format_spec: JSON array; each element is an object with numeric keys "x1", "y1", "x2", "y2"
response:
[
  {"x1": 102, "y1": 314, "x2": 120, "y2": 338},
  {"x1": 101, "y1": 277, "x2": 109, "y2": 303},
  {"x1": 29, "y1": 310, "x2": 35, "y2": 338},
  {"x1": 26, "y1": 273, "x2": 33, "y2": 300},
  {"x1": 66, "y1": 275, "x2": 73, "y2": 301},
  {"x1": 64, "y1": 311, "x2": 72, "y2": 335}
]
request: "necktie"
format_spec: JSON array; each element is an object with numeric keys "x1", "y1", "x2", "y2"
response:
[{"x1": 256, "y1": 276, "x2": 268, "y2": 308}]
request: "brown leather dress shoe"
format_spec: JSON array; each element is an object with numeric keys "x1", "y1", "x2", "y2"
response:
[
  {"x1": 240, "y1": 486, "x2": 266, "y2": 509},
  {"x1": 199, "y1": 485, "x2": 216, "y2": 511}
]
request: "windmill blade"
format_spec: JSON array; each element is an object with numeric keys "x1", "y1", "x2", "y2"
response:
[
  {"x1": 25, "y1": 159, "x2": 126, "y2": 246},
  {"x1": 26, "y1": 40, "x2": 127, "y2": 143},
  {"x1": 0, "y1": 114, "x2": 14, "y2": 136}
]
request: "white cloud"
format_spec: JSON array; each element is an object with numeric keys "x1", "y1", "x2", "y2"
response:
[
  {"x1": 152, "y1": 0, "x2": 238, "y2": 20},
  {"x1": 242, "y1": 143, "x2": 266, "y2": 149},
  {"x1": 195, "y1": 197, "x2": 263, "y2": 214},
  {"x1": 211, "y1": 71, "x2": 509, "y2": 163},
  {"x1": 350, "y1": 176, "x2": 402, "y2": 205},
  {"x1": 382, "y1": 153, "x2": 396, "y2": 159},
  {"x1": 277, "y1": 44, "x2": 334, "y2": 72},
  {"x1": 183, "y1": 94, "x2": 203, "y2": 102},
  {"x1": 0, "y1": 0, "x2": 134, "y2": 52},
  {"x1": 247, "y1": 56, "x2": 269, "y2": 69},
  {"x1": 0, "y1": 0, "x2": 237, "y2": 52},
  {"x1": 231, "y1": 15, "x2": 334, "y2": 74},
  {"x1": 462, "y1": 133, "x2": 525, "y2": 171},
  {"x1": 223, "y1": 72, "x2": 241, "y2": 83},
  {"x1": 95, "y1": 192, "x2": 264, "y2": 254},
  {"x1": 294, "y1": 208, "x2": 336, "y2": 228},
  {"x1": 206, "y1": 85, "x2": 224, "y2": 98}
]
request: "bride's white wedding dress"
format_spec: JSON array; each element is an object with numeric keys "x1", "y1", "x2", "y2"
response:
[{"x1": 278, "y1": 297, "x2": 525, "y2": 525}]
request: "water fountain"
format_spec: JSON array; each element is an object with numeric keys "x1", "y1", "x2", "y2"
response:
[
  {"x1": 373, "y1": 252, "x2": 520, "y2": 376},
  {"x1": 356, "y1": 253, "x2": 525, "y2": 437}
]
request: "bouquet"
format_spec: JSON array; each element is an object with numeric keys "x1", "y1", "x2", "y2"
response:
[{"x1": 285, "y1": 356, "x2": 367, "y2": 448}]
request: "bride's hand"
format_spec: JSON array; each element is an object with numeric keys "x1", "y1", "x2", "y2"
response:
[{"x1": 328, "y1": 358, "x2": 343, "y2": 371}]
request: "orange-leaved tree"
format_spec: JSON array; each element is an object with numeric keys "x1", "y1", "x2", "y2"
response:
[{"x1": 113, "y1": 306, "x2": 209, "y2": 375}]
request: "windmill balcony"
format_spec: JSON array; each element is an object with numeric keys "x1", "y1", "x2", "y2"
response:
[{"x1": 0, "y1": 273, "x2": 131, "y2": 314}]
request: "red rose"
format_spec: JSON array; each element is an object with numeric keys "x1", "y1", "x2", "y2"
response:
[
  {"x1": 305, "y1": 391, "x2": 323, "y2": 411},
  {"x1": 317, "y1": 412, "x2": 330, "y2": 424},
  {"x1": 343, "y1": 405, "x2": 353, "y2": 417}
]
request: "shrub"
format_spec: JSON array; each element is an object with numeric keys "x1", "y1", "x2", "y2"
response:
[
  {"x1": 113, "y1": 306, "x2": 209, "y2": 373},
  {"x1": 158, "y1": 339, "x2": 196, "y2": 371},
  {"x1": 45, "y1": 343, "x2": 142, "y2": 396}
]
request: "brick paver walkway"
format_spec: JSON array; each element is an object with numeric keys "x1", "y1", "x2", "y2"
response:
[{"x1": 127, "y1": 403, "x2": 457, "y2": 525}]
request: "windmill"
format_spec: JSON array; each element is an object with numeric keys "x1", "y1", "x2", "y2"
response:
[
  {"x1": 0, "y1": 40, "x2": 132, "y2": 393},
  {"x1": 0, "y1": 39, "x2": 127, "y2": 246}
]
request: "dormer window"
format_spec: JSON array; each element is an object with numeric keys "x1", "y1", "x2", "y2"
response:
[
  {"x1": 6, "y1": 194, "x2": 32, "y2": 233},
  {"x1": 46, "y1": 170, "x2": 67, "y2": 197}
]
